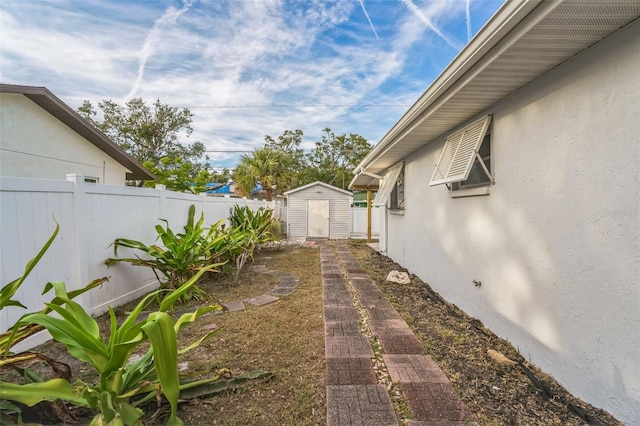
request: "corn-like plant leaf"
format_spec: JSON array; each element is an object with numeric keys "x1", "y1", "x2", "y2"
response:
[
  {"x1": 142, "y1": 312, "x2": 181, "y2": 424},
  {"x1": 2, "y1": 278, "x2": 109, "y2": 355},
  {"x1": 178, "y1": 329, "x2": 221, "y2": 355},
  {"x1": 158, "y1": 265, "x2": 217, "y2": 311},
  {"x1": 0, "y1": 400, "x2": 23, "y2": 424},
  {"x1": 174, "y1": 305, "x2": 222, "y2": 332},
  {"x1": 20, "y1": 307, "x2": 109, "y2": 371},
  {"x1": 0, "y1": 378, "x2": 88, "y2": 407},
  {"x1": 178, "y1": 370, "x2": 273, "y2": 400},
  {"x1": 0, "y1": 223, "x2": 59, "y2": 310}
]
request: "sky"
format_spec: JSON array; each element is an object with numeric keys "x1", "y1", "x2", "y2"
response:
[{"x1": 0, "y1": 0, "x2": 503, "y2": 171}]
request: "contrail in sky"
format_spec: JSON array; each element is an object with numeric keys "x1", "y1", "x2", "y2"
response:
[
  {"x1": 359, "y1": 0, "x2": 379, "y2": 39},
  {"x1": 401, "y1": 0, "x2": 460, "y2": 50},
  {"x1": 466, "y1": 0, "x2": 471, "y2": 41},
  {"x1": 125, "y1": 0, "x2": 192, "y2": 100}
]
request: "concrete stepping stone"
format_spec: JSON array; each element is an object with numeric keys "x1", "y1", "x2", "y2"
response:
[
  {"x1": 276, "y1": 277, "x2": 299, "y2": 288},
  {"x1": 244, "y1": 294, "x2": 279, "y2": 306},
  {"x1": 269, "y1": 287, "x2": 295, "y2": 296},
  {"x1": 323, "y1": 291, "x2": 354, "y2": 307},
  {"x1": 222, "y1": 300, "x2": 245, "y2": 312},
  {"x1": 365, "y1": 305, "x2": 403, "y2": 321},
  {"x1": 406, "y1": 421, "x2": 478, "y2": 426}
]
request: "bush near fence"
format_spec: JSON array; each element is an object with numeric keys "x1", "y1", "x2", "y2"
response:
[{"x1": 0, "y1": 175, "x2": 282, "y2": 351}]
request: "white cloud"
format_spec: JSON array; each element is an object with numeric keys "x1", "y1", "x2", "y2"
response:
[
  {"x1": 0, "y1": 0, "x2": 501, "y2": 170},
  {"x1": 126, "y1": 1, "x2": 193, "y2": 100}
]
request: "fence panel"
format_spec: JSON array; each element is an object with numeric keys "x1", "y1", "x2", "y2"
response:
[
  {"x1": 0, "y1": 178, "x2": 76, "y2": 349},
  {"x1": 0, "y1": 176, "x2": 273, "y2": 351},
  {"x1": 350, "y1": 207, "x2": 380, "y2": 238},
  {"x1": 83, "y1": 182, "x2": 161, "y2": 316},
  {"x1": 1, "y1": 177, "x2": 381, "y2": 350}
]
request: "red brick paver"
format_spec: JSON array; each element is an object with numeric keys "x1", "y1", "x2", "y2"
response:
[
  {"x1": 327, "y1": 385, "x2": 398, "y2": 426},
  {"x1": 323, "y1": 242, "x2": 476, "y2": 425},
  {"x1": 327, "y1": 358, "x2": 378, "y2": 385}
]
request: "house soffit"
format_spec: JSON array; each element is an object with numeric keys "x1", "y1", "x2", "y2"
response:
[{"x1": 350, "y1": 0, "x2": 640, "y2": 188}]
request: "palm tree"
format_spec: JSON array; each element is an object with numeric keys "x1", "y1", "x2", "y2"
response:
[{"x1": 234, "y1": 147, "x2": 291, "y2": 201}]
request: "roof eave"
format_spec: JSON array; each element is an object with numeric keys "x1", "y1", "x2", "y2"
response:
[{"x1": 350, "y1": 0, "x2": 553, "y2": 188}]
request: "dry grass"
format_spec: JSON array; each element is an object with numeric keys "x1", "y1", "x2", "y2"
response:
[
  {"x1": 6, "y1": 240, "x2": 622, "y2": 425},
  {"x1": 176, "y1": 245, "x2": 326, "y2": 425}
]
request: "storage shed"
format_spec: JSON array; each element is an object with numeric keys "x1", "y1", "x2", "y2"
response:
[{"x1": 284, "y1": 181, "x2": 352, "y2": 240}]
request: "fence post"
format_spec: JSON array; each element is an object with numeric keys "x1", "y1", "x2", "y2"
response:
[
  {"x1": 201, "y1": 193, "x2": 208, "y2": 223},
  {"x1": 224, "y1": 195, "x2": 231, "y2": 224},
  {"x1": 155, "y1": 184, "x2": 166, "y2": 219},
  {"x1": 66, "y1": 174, "x2": 91, "y2": 301}
]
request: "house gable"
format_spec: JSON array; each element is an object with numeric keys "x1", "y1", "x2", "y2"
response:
[
  {"x1": 1, "y1": 93, "x2": 129, "y2": 184},
  {"x1": 0, "y1": 84, "x2": 154, "y2": 183}
]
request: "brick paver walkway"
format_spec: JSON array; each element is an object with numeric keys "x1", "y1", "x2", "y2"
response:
[{"x1": 323, "y1": 242, "x2": 477, "y2": 426}]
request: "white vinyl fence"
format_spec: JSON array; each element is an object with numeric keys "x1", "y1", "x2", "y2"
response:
[
  {"x1": 0, "y1": 175, "x2": 281, "y2": 351},
  {"x1": 350, "y1": 206, "x2": 380, "y2": 239}
]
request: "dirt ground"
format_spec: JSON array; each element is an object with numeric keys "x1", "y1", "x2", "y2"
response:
[
  {"x1": 348, "y1": 240, "x2": 621, "y2": 426},
  {"x1": 5, "y1": 241, "x2": 621, "y2": 425}
]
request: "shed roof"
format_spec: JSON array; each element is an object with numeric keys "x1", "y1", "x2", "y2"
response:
[
  {"x1": 350, "y1": 0, "x2": 640, "y2": 189},
  {"x1": 0, "y1": 84, "x2": 156, "y2": 181},
  {"x1": 284, "y1": 181, "x2": 353, "y2": 197}
]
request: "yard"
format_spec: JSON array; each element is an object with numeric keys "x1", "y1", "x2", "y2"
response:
[{"x1": 3, "y1": 240, "x2": 621, "y2": 425}]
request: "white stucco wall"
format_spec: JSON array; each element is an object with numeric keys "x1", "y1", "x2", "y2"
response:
[
  {"x1": 385, "y1": 21, "x2": 640, "y2": 423},
  {"x1": 0, "y1": 93, "x2": 129, "y2": 185}
]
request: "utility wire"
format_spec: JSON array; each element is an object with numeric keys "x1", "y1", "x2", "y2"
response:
[{"x1": 181, "y1": 104, "x2": 411, "y2": 109}]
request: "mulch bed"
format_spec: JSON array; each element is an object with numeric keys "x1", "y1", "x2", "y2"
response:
[{"x1": 348, "y1": 240, "x2": 620, "y2": 425}]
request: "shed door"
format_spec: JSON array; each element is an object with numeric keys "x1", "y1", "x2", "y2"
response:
[{"x1": 307, "y1": 199, "x2": 330, "y2": 238}]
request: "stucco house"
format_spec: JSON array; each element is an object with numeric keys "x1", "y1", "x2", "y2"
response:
[
  {"x1": 350, "y1": 1, "x2": 639, "y2": 423},
  {"x1": 0, "y1": 84, "x2": 154, "y2": 185}
]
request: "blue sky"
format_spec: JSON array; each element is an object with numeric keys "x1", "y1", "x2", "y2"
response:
[{"x1": 0, "y1": 0, "x2": 503, "y2": 170}]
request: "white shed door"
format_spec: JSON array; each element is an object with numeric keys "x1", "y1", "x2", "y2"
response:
[{"x1": 307, "y1": 199, "x2": 330, "y2": 238}]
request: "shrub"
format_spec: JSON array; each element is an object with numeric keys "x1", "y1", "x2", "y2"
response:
[
  {"x1": 227, "y1": 205, "x2": 278, "y2": 277},
  {"x1": 1, "y1": 266, "x2": 223, "y2": 426},
  {"x1": 106, "y1": 205, "x2": 227, "y2": 303}
]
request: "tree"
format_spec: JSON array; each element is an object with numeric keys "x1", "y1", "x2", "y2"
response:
[
  {"x1": 263, "y1": 129, "x2": 306, "y2": 191},
  {"x1": 303, "y1": 128, "x2": 372, "y2": 189},
  {"x1": 210, "y1": 168, "x2": 232, "y2": 184},
  {"x1": 142, "y1": 158, "x2": 211, "y2": 193},
  {"x1": 233, "y1": 147, "x2": 291, "y2": 201},
  {"x1": 78, "y1": 98, "x2": 206, "y2": 187}
]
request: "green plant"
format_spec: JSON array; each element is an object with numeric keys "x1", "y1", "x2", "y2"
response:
[
  {"x1": 227, "y1": 206, "x2": 278, "y2": 278},
  {"x1": 1, "y1": 266, "x2": 223, "y2": 426},
  {"x1": 106, "y1": 205, "x2": 228, "y2": 304},
  {"x1": 1, "y1": 222, "x2": 110, "y2": 359},
  {"x1": 0, "y1": 223, "x2": 110, "y2": 423}
]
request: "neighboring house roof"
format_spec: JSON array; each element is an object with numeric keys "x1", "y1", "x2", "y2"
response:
[
  {"x1": 206, "y1": 181, "x2": 262, "y2": 195},
  {"x1": 350, "y1": 0, "x2": 640, "y2": 189},
  {"x1": 0, "y1": 84, "x2": 156, "y2": 181},
  {"x1": 284, "y1": 181, "x2": 353, "y2": 197}
]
